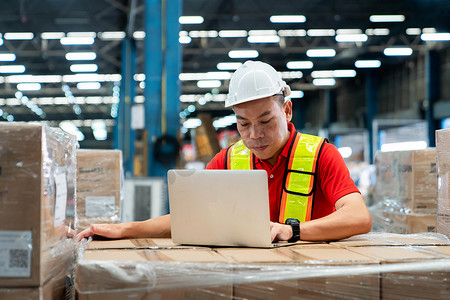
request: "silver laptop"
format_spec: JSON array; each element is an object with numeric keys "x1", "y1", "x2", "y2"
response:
[{"x1": 168, "y1": 169, "x2": 294, "y2": 248}]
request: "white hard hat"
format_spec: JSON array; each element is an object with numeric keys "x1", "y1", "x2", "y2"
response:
[{"x1": 225, "y1": 60, "x2": 291, "y2": 107}]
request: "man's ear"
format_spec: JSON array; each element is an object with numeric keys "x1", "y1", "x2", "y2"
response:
[{"x1": 283, "y1": 100, "x2": 293, "y2": 122}]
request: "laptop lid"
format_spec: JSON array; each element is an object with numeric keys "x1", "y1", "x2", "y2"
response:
[{"x1": 168, "y1": 169, "x2": 273, "y2": 248}]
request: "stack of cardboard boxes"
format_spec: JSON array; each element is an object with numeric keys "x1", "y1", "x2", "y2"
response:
[
  {"x1": 373, "y1": 149, "x2": 438, "y2": 233},
  {"x1": 0, "y1": 124, "x2": 77, "y2": 299},
  {"x1": 436, "y1": 129, "x2": 450, "y2": 237}
]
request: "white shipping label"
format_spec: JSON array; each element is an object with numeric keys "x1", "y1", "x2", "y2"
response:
[
  {"x1": 0, "y1": 230, "x2": 32, "y2": 277},
  {"x1": 54, "y1": 167, "x2": 67, "y2": 227},
  {"x1": 85, "y1": 196, "x2": 116, "y2": 217}
]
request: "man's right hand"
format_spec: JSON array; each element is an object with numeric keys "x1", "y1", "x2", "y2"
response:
[{"x1": 76, "y1": 223, "x2": 124, "y2": 242}]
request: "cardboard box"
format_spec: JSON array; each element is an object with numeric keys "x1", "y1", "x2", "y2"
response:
[
  {"x1": 374, "y1": 149, "x2": 437, "y2": 212},
  {"x1": 0, "y1": 123, "x2": 77, "y2": 287},
  {"x1": 85, "y1": 238, "x2": 208, "y2": 250},
  {"x1": 76, "y1": 248, "x2": 232, "y2": 300},
  {"x1": 436, "y1": 129, "x2": 450, "y2": 237},
  {"x1": 76, "y1": 149, "x2": 123, "y2": 231}
]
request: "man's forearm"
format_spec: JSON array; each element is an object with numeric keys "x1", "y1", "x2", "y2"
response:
[{"x1": 121, "y1": 214, "x2": 171, "y2": 238}]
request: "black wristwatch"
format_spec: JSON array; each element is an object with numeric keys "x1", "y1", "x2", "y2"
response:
[{"x1": 285, "y1": 218, "x2": 300, "y2": 243}]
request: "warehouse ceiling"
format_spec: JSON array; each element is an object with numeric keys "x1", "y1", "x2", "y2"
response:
[{"x1": 0, "y1": 0, "x2": 449, "y2": 147}]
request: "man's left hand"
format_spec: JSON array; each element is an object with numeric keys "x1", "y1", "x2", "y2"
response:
[{"x1": 270, "y1": 221, "x2": 293, "y2": 242}]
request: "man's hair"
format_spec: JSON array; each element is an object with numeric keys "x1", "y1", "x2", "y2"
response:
[{"x1": 273, "y1": 94, "x2": 285, "y2": 106}]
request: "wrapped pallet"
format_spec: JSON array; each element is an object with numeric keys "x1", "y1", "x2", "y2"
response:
[
  {"x1": 0, "y1": 123, "x2": 77, "y2": 287},
  {"x1": 436, "y1": 129, "x2": 450, "y2": 237},
  {"x1": 76, "y1": 149, "x2": 123, "y2": 231}
]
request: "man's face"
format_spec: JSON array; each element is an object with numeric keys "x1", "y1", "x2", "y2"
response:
[{"x1": 233, "y1": 96, "x2": 292, "y2": 165}]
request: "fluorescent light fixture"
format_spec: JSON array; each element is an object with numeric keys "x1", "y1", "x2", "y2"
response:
[
  {"x1": 286, "y1": 61, "x2": 314, "y2": 69},
  {"x1": 217, "y1": 62, "x2": 242, "y2": 70},
  {"x1": 370, "y1": 15, "x2": 405, "y2": 22},
  {"x1": 60, "y1": 37, "x2": 95, "y2": 45},
  {"x1": 247, "y1": 35, "x2": 280, "y2": 43},
  {"x1": 355, "y1": 60, "x2": 381, "y2": 68},
  {"x1": 406, "y1": 28, "x2": 421, "y2": 35},
  {"x1": 65, "y1": 52, "x2": 97, "y2": 61},
  {"x1": 228, "y1": 50, "x2": 259, "y2": 58},
  {"x1": 278, "y1": 29, "x2": 306, "y2": 37},
  {"x1": 311, "y1": 71, "x2": 334, "y2": 78},
  {"x1": 213, "y1": 115, "x2": 237, "y2": 129},
  {"x1": 179, "y1": 72, "x2": 232, "y2": 81},
  {"x1": 0, "y1": 53, "x2": 16, "y2": 61},
  {"x1": 189, "y1": 30, "x2": 218, "y2": 38},
  {"x1": 280, "y1": 71, "x2": 303, "y2": 79},
  {"x1": 67, "y1": 32, "x2": 96, "y2": 38},
  {"x1": 133, "y1": 31, "x2": 146, "y2": 39},
  {"x1": 41, "y1": 32, "x2": 65, "y2": 39},
  {"x1": 91, "y1": 120, "x2": 107, "y2": 141},
  {"x1": 306, "y1": 49, "x2": 336, "y2": 57},
  {"x1": 248, "y1": 30, "x2": 278, "y2": 36},
  {"x1": 421, "y1": 33, "x2": 450, "y2": 41},
  {"x1": 335, "y1": 34, "x2": 368, "y2": 42},
  {"x1": 333, "y1": 70, "x2": 357, "y2": 77},
  {"x1": 312, "y1": 78, "x2": 335, "y2": 86},
  {"x1": 98, "y1": 31, "x2": 126, "y2": 40},
  {"x1": 0, "y1": 39, "x2": 3, "y2": 46},
  {"x1": 59, "y1": 121, "x2": 84, "y2": 141},
  {"x1": 381, "y1": 141, "x2": 427, "y2": 152},
  {"x1": 183, "y1": 118, "x2": 202, "y2": 129},
  {"x1": 365, "y1": 28, "x2": 390, "y2": 36},
  {"x1": 0, "y1": 65, "x2": 26, "y2": 73},
  {"x1": 287, "y1": 90, "x2": 304, "y2": 99},
  {"x1": 422, "y1": 27, "x2": 437, "y2": 34},
  {"x1": 134, "y1": 73, "x2": 146, "y2": 81},
  {"x1": 336, "y1": 29, "x2": 362, "y2": 35},
  {"x1": 270, "y1": 15, "x2": 306, "y2": 23},
  {"x1": 70, "y1": 64, "x2": 98, "y2": 72},
  {"x1": 307, "y1": 29, "x2": 335, "y2": 37},
  {"x1": 179, "y1": 16, "x2": 204, "y2": 24},
  {"x1": 179, "y1": 36, "x2": 192, "y2": 44},
  {"x1": 62, "y1": 73, "x2": 121, "y2": 82},
  {"x1": 197, "y1": 80, "x2": 221, "y2": 88},
  {"x1": 218, "y1": 30, "x2": 247, "y2": 38},
  {"x1": 338, "y1": 147, "x2": 353, "y2": 159},
  {"x1": 77, "y1": 82, "x2": 101, "y2": 90},
  {"x1": 4, "y1": 32, "x2": 34, "y2": 40},
  {"x1": 17, "y1": 83, "x2": 41, "y2": 91},
  {"x1": 383, "y1": 47, "x2": 413, "y2": 56}
]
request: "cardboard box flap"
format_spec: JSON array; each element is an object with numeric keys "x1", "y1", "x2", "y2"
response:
[
  {"x1": 348, "y1": 246, "x2": 439, "y2": 262},
  {"x1": 288, "y1": 248, "x2": 379, "y2": 264}
]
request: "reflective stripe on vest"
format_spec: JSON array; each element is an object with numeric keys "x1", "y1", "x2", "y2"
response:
[{"x1": 225, "y1": 132, "x2": 325, "y2": 223}]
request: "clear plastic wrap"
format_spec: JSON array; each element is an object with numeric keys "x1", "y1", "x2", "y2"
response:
[
  {"x1": 75, "y1": 233, "x2": 450, "y2": 299},
  {"x1": 436, "y1": 129, "x2": 450, "y2": 237},
  {"x1": 75, "y1": 149, "x2": 123, "y2": 231},
  {"x1": 0, "y1": 123, "x2": 78, "y2": 287}
]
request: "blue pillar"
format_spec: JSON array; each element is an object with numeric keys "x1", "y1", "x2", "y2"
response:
[
  {"x1": 118, "y1": 38, "x2": 136, "y2": 177},
  {"x1": 366, "y1": 70, "x2": 378, "y2": 163},
  {"x1": 425, "y1": 50, "x2": 440, "y2": 147},
  {"x1": 144, "y1": 0, "x2": 181, "y2": 176}
]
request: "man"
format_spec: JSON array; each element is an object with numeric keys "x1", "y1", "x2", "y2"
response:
[{"x1": 77, "y1": 61, "x2": 372, "y2": 243}]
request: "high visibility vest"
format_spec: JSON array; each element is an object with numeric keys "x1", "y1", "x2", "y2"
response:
[{"x1": 225, "y1": 132, "x2": 326, "y2": 223}]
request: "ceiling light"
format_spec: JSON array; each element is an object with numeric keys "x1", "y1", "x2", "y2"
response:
[
  {"x1": 307, "y1": 29, "x2": 335, "y2": 37},
  {"x1": 280, "y1": 71, "x2": 303, "y2": 79},
  {"x1": 0, "y1": 39, "x2": 3, "y2": 46},
  {"x1": 270, "y1": 15, "x2": 306, "y2": 23},
  {"x1": 183, "y1": 118, "x2": 202, "y2": 129},
  {"x1": 335, "y1": 34, "x2": 368, "y2": 42},
  {"x1": 17, "y1": 83, "x2": 41, "y2": 91},
  {"x1": 4, "y1": 32, "x2": 34, "y2": 40},
  {"x1": 217, "y1": 62, "x2": 242, "y2": 70},
  {"x1": 287, "y1": 90, "x2": 304, "y2": 99},
  {"x1": 422, "y1": 28, "x2": 437, "y2": 34},
  {"x1": 406, "y1": 28, "x2": 421, "y2": 35},
  {"x1": 134, "y1": 74, "x2": 146, "y2": 81},
  {"x1": 179, "y1": 36, "x2": 191, "y2": 44},
  {"x1": 70, "y1": 64, "x2": 98, "y2": 72},
  {"x1": 133, "y1": 31, "x2": 146, "y2": 39},
  {"x1": 179, "y1": 16, "x2": 204, "y2": 24},
  {"x1": 286, "y1": 61, "x2": 313, "y2": 69},
  {"x1": 77, "y1": 82, "x2": 101, "y2": 90},
  {"x1": 189, "y1": 30, "x2": 218, "y2": 38},
  {"x1": 306, "y1": 49, "x2": 336, "y2": 57},
  {"x1": 383, "y1": 47, "x2": 413, "y2": 56},
  {"x1": 355, "y1": 60, "x2": 381, "y2": 68},
  {"x1": 197, "y1": 80, "x2": 221, "y2": 88},
  {"x1": 60, "y1": 37, "x2": 95, "y2": 45},
  {"x1": 67, "y1": 32, "x2": 96, "y2": 38},
  {"x1": 247, "y1": 35, "x2": 280, "y2": 43},
  {"x1": 179, "y1": 72, "x2": 232, "y2": 81},
  {"x1": 421, "y1": 33, "x2": 450, "y2": 41},
  {"x1": 365, "y1": 28, "x2": 390, "y2": 36},
  {"x1": 278, "y1": 30, "x2": 306, "y2": 37},
  {"x1": 336, "y1": 29, "x2": 362, "y2": 35},
  {"x1": 333, "y1": 70, "x2": 357, "y2": 77},
  {"x1": 228, "y1": 50, "x2": 259, "y2": 59},
  {"x1": 381, "y1": 141, "x2": 427, "y2": 152},
  {"x1": 248, "y1": 30, "x2": 278, "y2": 36},
  {"x1": 311, "y1": 71, "x2": 334, "y2": 78},
  {"x1": 313, "y1": 78, "x2": 336, "y2": 86},
  {"x1": 0, "y1": 65, "x2": 26, "y2": 73},
  {"x1": 98, "y1": 31, "x2": 126, "y2": 40},
  {"x1": 0, "y1": 53, "x2": 16, "y2": 62},
  {"x1": 369, "y1": 15, "x2": 405, "y2": 22},
  {"x1": 218, "y1": 30, "x2": 247, "y2": 38},
  {"x1": 41, "y1": 32, "x2": 65, "y2": 39},
  {"x1": 65, "y1": 52, "x2": 97, "y2": 61}
]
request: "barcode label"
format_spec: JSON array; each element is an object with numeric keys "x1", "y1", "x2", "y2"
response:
[{"x1": 0, "y1": 230, "x2": 32, "y2": 277}]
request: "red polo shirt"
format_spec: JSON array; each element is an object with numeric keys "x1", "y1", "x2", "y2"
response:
[{"x1": 206, "y1": 123, "x2": 360, "y2": 222}]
